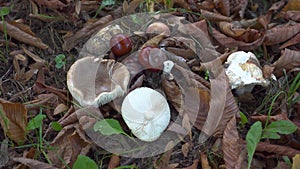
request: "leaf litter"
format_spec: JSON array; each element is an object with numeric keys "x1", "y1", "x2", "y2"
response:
[{"x1": 0, "y1": 0, "x2": 300, "y2": 168}]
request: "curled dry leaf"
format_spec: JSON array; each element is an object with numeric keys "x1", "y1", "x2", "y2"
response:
[
  {"x1": 0, "y1": 101, "x2": 27, "y2": 144},
  {"x1": 283, "y1": 11, "x2": 300, "y2": 22},
  {"x1": 48, "y1": 123, "x2": 91, "y2": 168},
  {"x1": 13, "y1": 157, "x2": 58, "y2": 169},
  {"x1": 0, "y1": 21, "x2": 48, "y2": 49},
  {"x1": 264, "y1": 23, "x2": 300, "y2": 45},
  {"x1": 271, "y1": 49, "x2": 300, "y2": 77},
  {"x1": 218, "y1": 21, "x2": 247, "y2": 38},
  {"x1": 279, "y1": 32, "x2": 300, "y2": 49},
  {"x1": 200, "y1": 9, "x2": 232, "y2": 22},
  {"x1": 162, "y1": 79, "x2": 183, "y2": 115},
  {"x1": 256, "y1": 142, "x2": 300, "y2": 158},
  {"x1": 222, "y1": 116, "x2": 243, "y2": 169},
  {"x1": 281, "y1": 0, "x2": 300, "y2": 12},
  {"x1": 63, "y1": 15, "x2": 113, "y2": 51},
  {"x1": 230, "y1": 0, "x2": 248, "y2": 18},
  {"x1": 53, "y1": 103, "x2": 68, "y2": 115},
  {"x1": 123, "y1": 0, "x2": 143, "y2": 14},
  {"x1": 199, "y1": 58, "x2": 239, "y2": 139},
  {"x1": 215, "y1": 0, "x2": 230, "y2": 16},
  {"x1": 32, "y1": 0, "x2": 68, "y2": 10},
  {"x1": 108, "y1": 154, "x2": 120, "y2": 169},
  {"x1": 211, "y1": 27, "x2": 265, "y2": 50},
  {"x1": 200, "y1": 153, "x2": 211, "y2": 169}
]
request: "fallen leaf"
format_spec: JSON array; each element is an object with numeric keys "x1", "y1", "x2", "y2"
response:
[
  {"x1": 284, "y1": 11, "x2": 300, "y2": 22},
  {"x1": 155, "y1": 141, "x2": 174, "y2": 168},
  {"x1": 279, "y1": 32, "x2": 300, "y2": 49},
  {"x1": 162, "y1": 79, "x2": 184, "y2": 115},
  {"x1": 264, "y1": 23, "x2": 300, "y2": 45},
  {"x1": 211, "y1": 27, "x2": 265, "y2": 50},
  {"x1": 215, "y1": 0, "x2": 230, "y2": 16},
  {"x1": 53, "y1": 103, "x2": 68, "y2": 115},
  {"x1": 200, "y1": 153, "x2": 211, "y2": 169},
  {"x1": 63, "y1": 15, "x2": 113, "y2": 51},
  {"x1": 123, "y1": 0, "x2": 143, "y2": 14},
  {"x1": 256, "y1": 142, "x2": 300, "y2": 158},
  {"x1": 0, "y1": 101, "x2": 27, "y2": 144},
  {"x1": 222, "y1": 116, "x2": 243, "y2": 169},
  {"x1": 281, "y1": 0, "x2": 300, "y2": 12},
  {"x1": 32, "y1": 0, "x2": 68, "y2": 10},
  {"x1": 218, "y1": 21, "x2": 247, "y2": 38},
  {"x1": 200, "y1": 9, "x2": 232, "y2": 22},
  {"x1": 182, "y1": 159, "x2": 199, "y2": 169},
  {"x1": 108, "y1": 154, "x2": 120, "y2": 169},
  {"x1": 13, "y1": 157, "x2": 58, "y2": 169},
  {"x1": 271, "y1": 49, "x2": 300, "y2": 77},
  {"x1": 0, "y1": 21, "x2": 48, "y2": 49},
  {"x1": 181, "y1": 142, "x2": 190, "y2": 157},
  {"x1": 292, "y1": 154, "x2": 300, "y2": 169},
  {"x1": 230, "y1": 0, "x2": 248, "y2": 18}
]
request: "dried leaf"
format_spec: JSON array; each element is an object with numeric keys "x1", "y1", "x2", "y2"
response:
[
  {"x1": 256, "y1": 142, "x2": 300, "y2": 158},
  {"x1": 181, "y1": 142, "x2": 190, "y2": 157},
  {"x1": 292, "y1": 154, "x2": 300, "y2": 169},
  {"x1": 200, "y1": 9, "x2": 232, "y2": 22},
  {"x1": 271, "y1": 49, "x2": 300, "y2": 77},
  {"x1": 281, "y1": 0, "x2": 300, "y2": 12},
  {"x1": 53, "y1": 103, "x2": 68, "y2": 115},
  {"x1": 211, "y1": 27, "x2": 265, "y2": 50},
  {"x1": 155, "y1": 141, "x2": 174, "y2": 168},
  {"x1": 13, "y1": 157, "x2": 58, "y2": 169},
  {"x1": 0, "y1": 21, "x2": 48, "y2": 49},
  {"x1": 230, "y1": 0, "x2": 248, "y2": 18},
  {"x1": 141, "y1": 34, "x2": 165, "y2": 49},
  {"x1": 218, "y1": 21, "x2": 247, "y2": 38},
  {"x1": 222, "y1": 116, "x2": 243, "y2": 169},
  {"x1": 200, "y1": 58, "x2": 239, "y2": 139},
  {"x1": 264, "y1": 23, "x2": 300, "y2": 45},
  {"x1": 123, "y1": 0, "x2": 143, "y2": 14},
  {"x1": 63, "y1": 15, "x2": 113, "y2": 51},
  {"x1": 284, "y1": 11, "x2": 300, "y2": 22},
  {"x1": 216, "y1": 0, "x2": 230, "y2": 16},
  {"x1": 200, "y1": 153, "x2": 211, "y2": 169},
  {"x1": 183, "y1": 159, "x2": 199, "y2": 169},
  {"x1": 162, "y1": 79, "x2": 184, "y2": 115},
  {"x1": 32, "y1": 0, "x2": 68, "y2": 10},
  {"x1": 0, "y1": 101, "x2": 27, "y2": 144},
  {"x1": 279, "y1": 32, "x2": 300, "y2": 49},
  {"x1": 108, "y1": 154, "x2": 120, "y2": 169}
]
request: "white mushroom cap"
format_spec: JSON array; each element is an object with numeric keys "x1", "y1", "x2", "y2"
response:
[
  {"x1": 225, "y1": 51, "x2": 270, "y2": 89},
  {"x1": 67, "y1": 57, "x2": 130, "y2": 107},
  {"x1": 121, "y1": 87, "x2": 171, "y2": 142}
]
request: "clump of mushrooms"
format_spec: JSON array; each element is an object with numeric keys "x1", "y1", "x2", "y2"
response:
[
  {"x1": 67, "y1": 56, "x2": 130, "y2": 107},
  {"x1": 121, "y1": 87, "x2": 171, "y2": 142},
  {"x1": 224, "y1": 51, "x2": 275, "y2": 94}
]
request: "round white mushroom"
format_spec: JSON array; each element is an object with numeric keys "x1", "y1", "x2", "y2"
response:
[{"x1": 121, "y1": 87, "x2": 171, "y2": 142}]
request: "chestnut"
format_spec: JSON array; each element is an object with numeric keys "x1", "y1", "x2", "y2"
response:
[
  {"x1": 138, "y1": 46, "x2": 167, "y2": 71},
  {"x1": 146, "y1": 22, "x2": 171, "y2": 36},
  {"x1": 110, "y1": 33, "x2": 132, "y2": 57}
]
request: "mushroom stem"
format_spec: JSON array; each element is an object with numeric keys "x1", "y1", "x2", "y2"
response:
[{"x1": 163, "y1": 60, "x2": 174, "y2": 80}]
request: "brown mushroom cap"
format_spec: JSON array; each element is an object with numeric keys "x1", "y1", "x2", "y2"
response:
[{"x1": 67, "y1": 57, "x2": 130, "y2": 107}]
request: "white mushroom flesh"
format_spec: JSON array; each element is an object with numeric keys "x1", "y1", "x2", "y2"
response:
[
  {"x1": 121, "y1": 87, "x2": 171, "y2": 142},
  {"x1": 225, "y1": 51, "x2": 270, "y2": 89}
]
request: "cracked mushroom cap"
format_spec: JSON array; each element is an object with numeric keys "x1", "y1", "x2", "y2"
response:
[
  {"x1": 121, "y1": 87, "x2": 171, "y2": 142},
  {"x1": 67, "y1": 57, "x2": 130, "y2": 107}
]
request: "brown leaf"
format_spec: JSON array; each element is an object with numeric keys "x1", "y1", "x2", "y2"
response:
[
  {"x1": 32, "y1": 0, "x2": 68, "y2": 10},
  {"x1": 48, "y1": 123, "x2": 90, "y2": 168},
  {"x1": 63, "y1": 15, "x2": 113, "y2": 51},
  {"x1": 141, "y1": 34, "x2": 165, "y2": 49},
  {"x1": 222, "y1": 116, "x2": 243, "y2": 169},
  {"x1": 53, "y1": 103, "x2": 68, "y2": 115},
  {"x1": 13, "y1": 157, "x2": 58, "y2": 169},
  {"x1": 256, "y1": 142, "x2": 300, "y2": 158},
  {"x1": 279, "y1": 32, "x2": 300, "y2": 49},
  {"x1": 123, "y1": 0, "x2": 143, "y2": 14},
  {"x1": 0, "y1": 101, "x2": 27, "y2": 144},
  {"x1": 200, "y1": 153, "x2": 211, "y2": 169},
  {"x1": 271, "y1": 49, "x2": 300, "y2": 77},
  {"x1": 284, "y1": 11, "x2": 300, "y2": 22},
  {"x1": 155, "y1": 141, "x2": 174, "y2": 168},
  {"x1": 182, "y1": 159, "x2": 199, "y2": 169},
  {"x1": 211, "y1": 27, "x2": 265, "y2": 50},
  {"x1": 230, "y1": 0, "x2": 248, "y2": 18},
  {"x1": 216, "y1": 0, "x2": 230, "y2": 16},
  {"x1": 162, "y1": 79, "x2": 184, "y2": 115},
  {"x1": 200, "y1": 9, "x2": 232, "y2": 22},
  {"x1": 218, "y1": 21, "x2": 247, "y2": 38},
  {"x1": 264, "y1": 23, "x2": 300, "y2": 45},
  {"x1": 281, "y1": 0, "x2": 300, "y2": 12},
  {"x1": 181, "y1": 142, "x2": 190, "y2": 157},
  {"x1": 292, "y1": 154, "x2": 300, "y2": 169},
  {"x1": 108, "y1": 154, "x2": 120, "y2": 169},
  {"x1": 200, "y1": 58, "x2": 239, "y2": 139},
  {"x1": 0, "y1": 21, "x2": 48, "y2": 49}
]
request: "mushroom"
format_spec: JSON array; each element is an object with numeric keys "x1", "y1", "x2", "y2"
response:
[
  {"x1": 146, "y1": 22, "x2": 171, "y2": 36},
  {"x1": 67, "y1": 56, "x2": 130, "y2": 107},
  {"x1": 224, "y1": 51, "x2": 274, "y2": 94},
  {"x1": 121, "y1": 87, "x2": 171, "y2": 142}
]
